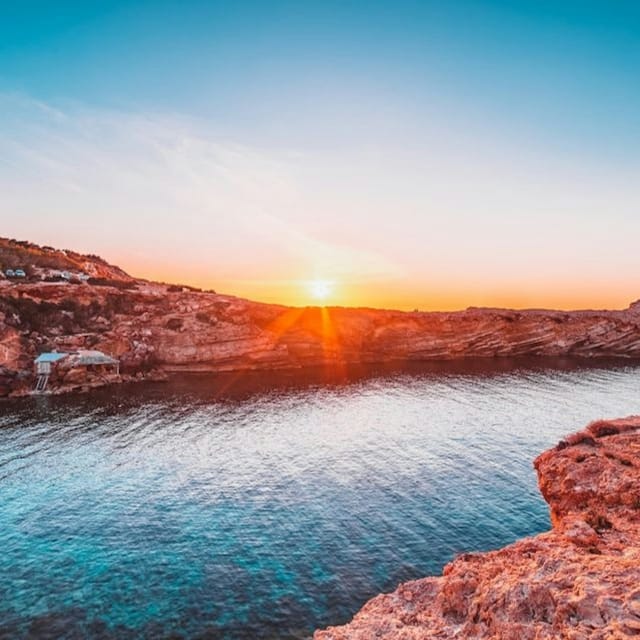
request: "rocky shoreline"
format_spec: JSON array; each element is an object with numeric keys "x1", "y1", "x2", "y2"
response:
[
  {"x1": 315, "y1": 416, "x2": 640, "y2": 639},
  {"x1": 4, "y1": 237, "x2": 640, "y2": 399},
  {"x1": 4, "y1": 275, "x2": 640, "y2": 398}
]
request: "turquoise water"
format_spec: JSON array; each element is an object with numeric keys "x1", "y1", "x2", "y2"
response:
[{"x1": 1, "y1": 359, "x2": 639, "y2": 639}]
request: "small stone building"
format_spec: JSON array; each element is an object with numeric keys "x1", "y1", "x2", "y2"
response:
[
  {"x1": 67, "y1": 350, "x2": 120, "y2": 375},
  {"x1": 33, "y1": 350, "x2": 120, "y2": 393}
]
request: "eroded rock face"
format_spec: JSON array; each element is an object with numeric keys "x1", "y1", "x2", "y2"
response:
[
  {"x1": 315, "y1": 417, "x2": 640, "y2": 640},
  {"x1": 4, "y1": 236, "x2": 640, "y2": 397},
  {"x1": 4, "y1": 278, "x2": 640, "y2": 398}
]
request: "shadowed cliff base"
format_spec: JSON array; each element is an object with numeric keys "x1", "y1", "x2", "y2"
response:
[{"x1": 315, "y1": 416, "x2": 640, "y2": 640}]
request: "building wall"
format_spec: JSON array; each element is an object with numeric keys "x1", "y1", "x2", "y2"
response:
[{"x1": 36, "y1": 362, "x2": 51, "y2": 375}]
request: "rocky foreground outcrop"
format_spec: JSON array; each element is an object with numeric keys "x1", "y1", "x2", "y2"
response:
[{"x1": 315, "y1": 417, "x2": 640, "y2": 640}]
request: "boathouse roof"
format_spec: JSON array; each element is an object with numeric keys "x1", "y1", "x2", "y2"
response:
[
  {"x1": 72, "y1": 350, "x2": 119, "y2": 366},
  {"x1": 34, "y1": 352, "x2": 69, "y2": 364}
]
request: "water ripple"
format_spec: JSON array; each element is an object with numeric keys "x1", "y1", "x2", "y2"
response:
[{"x1": 1, "y1": 359, "x2": 640, "y2": 639}]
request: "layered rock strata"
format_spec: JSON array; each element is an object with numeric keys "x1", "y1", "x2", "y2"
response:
[
  {"x1": 315, "y1": 416, "x2": 640, "y2": 640},
  {"x1": 5, "y1": 281, "x2": 640, "y2": 395},
  {"x1": 3, "y1": 277, "x2": 640, "y2": 397},
  {"x1": 3, "y1": 237, "x2": 640, "y2": 397}
]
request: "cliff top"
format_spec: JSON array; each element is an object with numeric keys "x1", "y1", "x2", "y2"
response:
[{"x1": 0, "y1": 237, "x2": 132, "y2": 282}]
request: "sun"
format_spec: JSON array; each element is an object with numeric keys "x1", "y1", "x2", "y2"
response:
[{"x1": 308, "y1": 279, "x2": 334, "y2": 301}]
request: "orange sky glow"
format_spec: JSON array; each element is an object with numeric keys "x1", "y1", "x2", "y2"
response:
[{"x1": 132, "y1": 260, "x2": 638, "y2": 312}]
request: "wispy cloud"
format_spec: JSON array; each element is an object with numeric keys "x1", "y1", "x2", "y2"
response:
[
  {"x1": 0, "y1": 93, "x2": 402, "y2": 290},
  {"x1": 2, "y1": 92, "x2": 640, "y2": 308}
]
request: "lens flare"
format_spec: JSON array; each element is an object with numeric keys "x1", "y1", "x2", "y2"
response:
[{"x1": 309, "y1": 279, "x2": 333, "y2": 301}]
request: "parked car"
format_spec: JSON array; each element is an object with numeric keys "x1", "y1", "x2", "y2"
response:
[
  {"x1": 5, "y1": 269, "x2": 15, "y2": 277},
  {"x1": 14, "y1": 269, "x2": 26, "y2": 278}
]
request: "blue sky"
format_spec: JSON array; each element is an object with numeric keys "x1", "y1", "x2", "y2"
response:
[
  {"x1": 1, "y1": 1, "x2": 639, "y2": 308},
  {"x1": 2, "y1": 1, "x2": 638, "y2": 148}
]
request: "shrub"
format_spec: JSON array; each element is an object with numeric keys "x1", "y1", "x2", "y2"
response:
[
  {"x1": 166, "y1": 318, "x2": 183, "y2": 331},
  {"x1": 195, "y1": 311, "x2": 217, "y2": 325},
  {"x1": 167, "y1": 283, "x2": 202, "y2": 293},
  {"x1": 87, "y1": 277, "x2": 136, "y2": 290}
]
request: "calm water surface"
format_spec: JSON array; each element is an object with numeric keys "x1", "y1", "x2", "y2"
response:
[{"x1": 1, "y1": 359, "x2": 639, "y2": 639}]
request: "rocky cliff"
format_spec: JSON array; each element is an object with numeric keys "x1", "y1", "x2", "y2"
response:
[
  {"x1": 3, "y1": 237, "x2": 640, "y2": 397},
  {"x1": 315, "y1": 416, "x2": 640, "y2": 640},
  {"x1": 0, "y1": 237, "x2": 132, "y2": 282}
]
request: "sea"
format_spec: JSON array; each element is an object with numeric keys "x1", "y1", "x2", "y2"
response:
[{"x1": 1, "y1": 358, "x2": 638, "y2": 639}]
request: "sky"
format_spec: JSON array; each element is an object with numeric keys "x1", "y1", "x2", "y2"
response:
[{"x1": 1, "y1": 0, "x2": 639, "y2": 310}]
